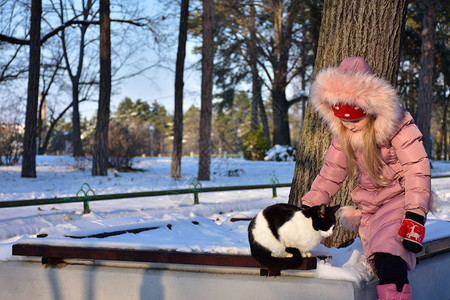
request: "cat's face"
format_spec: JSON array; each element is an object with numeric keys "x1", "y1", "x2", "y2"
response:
[{"x1": 303, "y1": 204, "x2": 340, "y2": 236}]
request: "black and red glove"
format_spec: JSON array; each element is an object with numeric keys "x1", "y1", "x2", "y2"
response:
[{"x1": 398, "y1": 211, "x2": 425, "y2": 253}]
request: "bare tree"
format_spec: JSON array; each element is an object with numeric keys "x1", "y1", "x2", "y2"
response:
[
  {"x1": 170, "y1": 0, "x2": 190, "y2": 179},
  {"x1": 21, "y1": 0, "x2": 42, "y2": 178},
  {"x1": 54, "y1": 0, "x2": 96, "y2": 157},
  {"x1": 2, "y1": 0, "x2": 159, "y2": 159},
  {"x1": 289, "y1": 0, "x2": 408, "y2": 248},
  {"x1": 416, "y1": 0, "x2": 437, "y2": 157},
  {"x1": 92, "y1": 0, "x2": 111, "y2": 176},
  {"x1": 198, "y1": 0, "x2": 214, "y2": 181}
]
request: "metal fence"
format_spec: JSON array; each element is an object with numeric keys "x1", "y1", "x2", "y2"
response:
[
  {"x1": 0, "y1": 182, "x2": 292, "y2": 214},
  {"x1": 1, "y1": 174, "x2": 447, "y2": 214}
]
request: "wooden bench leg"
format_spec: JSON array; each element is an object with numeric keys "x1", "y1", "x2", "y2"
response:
[{"x1": 260, "y1": 268, "x2": 281, "y2": 276}]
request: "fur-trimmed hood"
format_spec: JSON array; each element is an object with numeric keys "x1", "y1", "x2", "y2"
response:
[{"x1": 310, "y1": 57, "x2": 404, "y2": 146}]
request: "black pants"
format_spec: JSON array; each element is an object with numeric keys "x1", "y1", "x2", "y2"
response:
[{"x1": 372, "y1": 253, "x2": 409, "y2": 292}]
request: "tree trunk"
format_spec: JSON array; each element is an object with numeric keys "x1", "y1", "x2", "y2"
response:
[
  {"x1": 438, "y1": 94, "x2": 448, "y2": 160},
  {"x1": 170, "y1": 0, "x2": 189, "y2": 178},
  {"x1": 445, "y1": 97, "x2": 449, "y2": 160},
  {"x1": 21, "y1": 0, "x2": 41, "y2": 178},
  {"x1": 37, "y1": 92, "x2": 46, "y2": 154},
  {"x1": 92, "y1": 0, "x2": 111, "y2": 176},
  {"x1": 249, "y1": 54, "x2": 260, "y2": 133},
  {"x1": 289, "y1": 0, "x2": 408, "y2": 248},
  {"x1": 198, "y1": 0, "x2": 214, "y2": 181},
  {"x1": 250, "y1": 69, "x2": 259, "y2": 132},
  {"x1": 248, "y1": 0, "x2": 270, "y2": 147},
  {"x1": 71, "y1": 1, "x2": 92, "y2": 157},
  {"x1": 270, "y1": 0, "x2": 296, "y2": 146},
  {"x1": 406, "y1": 61, "x2": 416, "y2": 118},
  {"x1": 272, "y1": 87, "x2": 290, "y2": 146},
  {"x1": 250, "y1": 53, "x2": 259, "y2": 132},
  {"x1": 248, "y1": 1, "x2": 259, "y2": 130},
  {"x1": 416, "y1": 0, "x2": 437, "y2": 158},
  {"x1": 71, "y1": 83, "x2": 84, "y2": 156},
  {"x1": 258, "y1": 94, "x2": 271, "y2": 148},
  {"x1": 59, "y1": 0, "x2": 92, "y2": 157}
]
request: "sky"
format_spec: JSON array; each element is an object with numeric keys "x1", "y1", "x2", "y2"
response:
[
  {"x1": 114, "y1": 43, "x2": 203, "y2": 114},
  {"x1": 0, "y1": 154, "x2": 449, "y2": 284},
  {"x1": 79, "y1": 38, "x2": 204, "y2": 120}
]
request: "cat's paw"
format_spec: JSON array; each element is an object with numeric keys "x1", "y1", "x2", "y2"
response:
[
  {"x1": 271, "y1": 252, "x2": 293, "y2": 258},
  {"x1": 301, "y1": 251, "x2": 312, "y2": 257}
]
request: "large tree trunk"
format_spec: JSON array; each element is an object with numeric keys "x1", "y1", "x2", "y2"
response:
[
  {"x1": 289, "y1": 0, "x2": 408, "y2": 248},
  {"x1": 416, "y1": 0, "x2": 437, "y2": 158},
  {"x1": 171, "y1": 0, "x2": 189, "y2": 178},
  {"x1": 21, "y1": 0, "x2": 42, "y2": 178},
  {"x1": 92, "y1": 0, "x2": 111, "y2": 176},
  {"x1": 198, "y1": 0, "x2": 214, "y2": 181}
]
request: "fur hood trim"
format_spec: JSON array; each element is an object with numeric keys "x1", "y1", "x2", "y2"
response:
[{"x1": 310, "y1": 62, "x2": 404, "y2": 145}]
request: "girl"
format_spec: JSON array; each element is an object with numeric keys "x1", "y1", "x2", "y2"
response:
[{"x1": 301, "y1": 57, "x2": 431, "y2": 300}]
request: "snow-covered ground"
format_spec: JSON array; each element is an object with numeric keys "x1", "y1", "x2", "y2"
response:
[{"x1": 0, "y1": 156, "x2": 449, "y2": 284}]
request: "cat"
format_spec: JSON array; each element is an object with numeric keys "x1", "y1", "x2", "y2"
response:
[{"x1": 248, "y1": 203, "x2": 340, "y2": 270}]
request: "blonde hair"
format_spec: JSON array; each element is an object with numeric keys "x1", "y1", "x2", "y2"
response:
[{"x1": 338, "y1": 116, "x2": 390, "y2": 186}]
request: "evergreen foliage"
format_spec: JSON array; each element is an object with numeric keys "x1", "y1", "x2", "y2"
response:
[{"x1": 243, "y1": 128, "x2": 269, "y2": 161}]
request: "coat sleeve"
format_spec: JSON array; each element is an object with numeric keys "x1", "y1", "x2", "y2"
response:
[
  {"x1": 391, "y1": 120, "x2": 431, "y2": 213},
  {"x1": 302, "y1": 136, "x2": 348, "y2": 207}
]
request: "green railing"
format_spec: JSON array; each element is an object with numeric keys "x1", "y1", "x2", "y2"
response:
[
  {"x1": 0, "y1": 181, "x2": 291, "y2": 214},
  {"x1": 1, "y1": 174, "x2": 447, "y2": 214}
]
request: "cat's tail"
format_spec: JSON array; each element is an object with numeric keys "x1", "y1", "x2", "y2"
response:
[
  {"x1": 250, "y1": 243, "x2": 303, "y2": 270},
  {"x1": 338, "y1": 206, "x2": 361, "y2": 232}
]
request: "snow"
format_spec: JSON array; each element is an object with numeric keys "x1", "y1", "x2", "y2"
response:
[
  {"x1": 0, "y1": 156, "x2": 449, "y2": 285},
  {"x1": 264, "y1": 144, "x2": 296, "y2": 161}
]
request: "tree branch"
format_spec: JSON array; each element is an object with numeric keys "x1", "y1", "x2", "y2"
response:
[
  {"x1": 287, "y1": 94, "x2": 308, "y2": 108},
  {"x1": 0, "y1": 18, "x2": 154, "y2": 46}
]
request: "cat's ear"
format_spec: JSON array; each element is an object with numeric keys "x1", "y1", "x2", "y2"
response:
[
  {"x1": 330, "y1": 205, "x2": 340, "y2": 215},
  {"x1": 319, "y1": 204, "x2": 327, "y2": 218}
]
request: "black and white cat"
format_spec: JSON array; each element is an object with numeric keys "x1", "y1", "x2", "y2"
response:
[{"x1": 248, "y1": 203, "x2": 340, "y2": 269}]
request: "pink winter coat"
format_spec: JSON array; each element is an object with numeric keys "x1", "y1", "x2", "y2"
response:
[{"x1": 302, "y1": 57, "x2": 431, "y2": 270}]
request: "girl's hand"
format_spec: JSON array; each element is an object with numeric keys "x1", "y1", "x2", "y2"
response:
[{"x1": 398, "y1": 211, "x2": 425, "y2": 253}]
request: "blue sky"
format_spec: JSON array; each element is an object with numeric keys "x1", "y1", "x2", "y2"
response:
[{"x1": 79, "y1": 39, "x2": 202, "y2": 119}]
